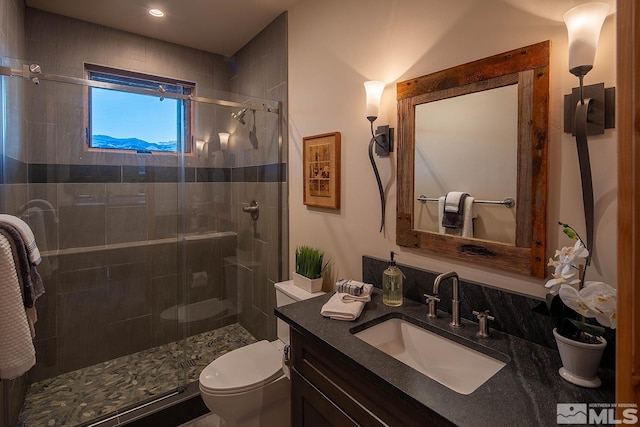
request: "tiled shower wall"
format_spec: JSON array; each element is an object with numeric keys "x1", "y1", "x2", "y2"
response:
[
  {"x1": 229, "y1": 13, "x2": 288, "y2": 342},
  {"x1": 0, "y1": 6, "x2": 288, "y2": 425}
]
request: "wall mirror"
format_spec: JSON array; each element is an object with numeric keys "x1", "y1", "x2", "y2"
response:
[{"x1": 396, "y1": 41, "x2": 549, "y2": 278}]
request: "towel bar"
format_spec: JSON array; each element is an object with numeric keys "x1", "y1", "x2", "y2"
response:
[{"x1": 417, "y1": 195, "x2": 515, "y2": 208}]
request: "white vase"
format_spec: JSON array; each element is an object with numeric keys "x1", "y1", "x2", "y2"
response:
[
  {"x1": 292, "y1": 272, "x2": 323, "y2": 293},
  {"x1": 553, "y1": 328, "x2": 606, "y2": 388}
]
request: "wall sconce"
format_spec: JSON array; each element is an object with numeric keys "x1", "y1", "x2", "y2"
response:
[
  {"x1": 562, "y1": 2, "x2": 614, "y2": 259},
  {"x1": 218, "y1": 132, "x2": 229, "y2": 151},
  {"x1": 195, "y1": 139, "x2": 208, "y2": 157},
  {"x1": 364, "y1": 80, "x2": 394, "y2": 233}
]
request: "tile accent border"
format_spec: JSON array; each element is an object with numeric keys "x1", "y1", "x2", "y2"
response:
[{"x1": 0, "y1": 158, "x2": 287, "y2": 184}]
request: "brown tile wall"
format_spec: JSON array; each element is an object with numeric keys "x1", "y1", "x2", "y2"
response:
[{"x1": 229, "y1": 13, "x2": 288, "y2": 342}]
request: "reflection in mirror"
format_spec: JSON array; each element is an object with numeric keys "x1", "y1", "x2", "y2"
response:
[
  {"x1": 396, "y1": 41, "x2": 549, "y2": 278},
  {"x1": 414, "y1": 84, "x2": 518, "y2": 244}
]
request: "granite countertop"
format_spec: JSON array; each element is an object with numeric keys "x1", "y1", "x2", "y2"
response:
[{"x1": 275, "y1": 290, "x2": 615, "y2": 427}]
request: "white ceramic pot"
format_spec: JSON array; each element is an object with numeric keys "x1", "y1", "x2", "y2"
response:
[
  {"x1": 292, "y1": 272, "x2": 323, "y2": 293},
  {"x1": 553, "y1": 328, "x2": 606, "y2": 388}
]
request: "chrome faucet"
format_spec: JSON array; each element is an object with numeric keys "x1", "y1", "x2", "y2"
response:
[{"x1": 433, "y1": 271, "x2": 462, "y2": 327}]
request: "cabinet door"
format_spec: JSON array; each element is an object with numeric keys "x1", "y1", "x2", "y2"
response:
[
  {"x1": 291, "y1": 368, "x2": 359, "y2": 427},
  {"x1": 289, "y1": 327, "x2": 453, "y2": 427}
]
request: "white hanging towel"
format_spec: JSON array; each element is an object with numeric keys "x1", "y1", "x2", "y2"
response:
[
  {"x1": 0, "y1": 234, "x2": 36, "y2": 379},
  {"x1": 438, "y1": 195, "x2": 476, "y2": 238}
]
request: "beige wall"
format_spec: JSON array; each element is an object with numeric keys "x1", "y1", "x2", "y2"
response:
[{"x1": 288, "y1": 0, "x2": 617, "y2": 297}]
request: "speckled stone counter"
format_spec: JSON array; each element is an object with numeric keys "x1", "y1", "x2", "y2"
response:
[{"x1": 276, "y1": 291, "x2": 615, "y2": 427}]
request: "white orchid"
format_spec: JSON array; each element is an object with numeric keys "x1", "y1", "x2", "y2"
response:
[
  {"x1": 544, "y1": 262, "x2": 580, "y2": 294},
  {"x1": 558, "y1": 284, "x2": 596, "y2": 317},
  {"x1": 543, "y1": 222, "x2": 617, "y2": 341},
  {"x1": 579, "y1": 281, "x2": 617, "y2": 329},
  {"x1": 544, "y1": 238, "x2": 588, "y2": 294},
  {"x1": 554, "y1": 240, "x2": 589, "y2": 264},
  {"x1": 557, "y1": 282, "x2": 617, "y2": 330}
]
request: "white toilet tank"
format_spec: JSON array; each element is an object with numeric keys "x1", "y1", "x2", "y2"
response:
[{"x1": 274, "y1": 280, "x2": 324, "y2": 344}]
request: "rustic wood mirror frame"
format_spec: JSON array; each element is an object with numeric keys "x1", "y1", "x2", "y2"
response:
[{"x1": 396, "y1": 41, "x2": 549, "y2": 278}]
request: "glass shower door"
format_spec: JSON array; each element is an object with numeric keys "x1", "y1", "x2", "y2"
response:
[{"x1": 1, "y1": 67, "x2": 187, "y2": 426}]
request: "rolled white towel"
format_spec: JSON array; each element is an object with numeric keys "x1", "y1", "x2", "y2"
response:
[
  {"x1": 340, "y1": 283, "x2": 373, "y2": 303},
  {"x1": 335, "y1": 279, "x2": 365, "y2": 296}
]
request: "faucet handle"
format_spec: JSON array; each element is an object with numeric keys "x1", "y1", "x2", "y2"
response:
[
  {"x1": 472, "y1": 310, "x2": 495, "y2": 321},
  {"x1": 424, "y1": 294, "x2": 440, "y2": 318},
  {"x1": 472, "y1": 310, "x2": 495, "y2": 338}
]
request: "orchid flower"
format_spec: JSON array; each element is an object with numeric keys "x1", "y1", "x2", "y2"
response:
[
  {"x1": 579, "y1": 281, "x2": 617, "y2": 329},
  {"x1": 555, "y1": 240, "x2": 589, "y2": 265},
  {"x1": 558, "y1": 284, "x2": 597, "y2": 318},
  {"x1": 544, "y1": 262, "x2": 579, "y2": 294},
  {"x1": 557, "y1": 281, "x2": 617, "y2": 331}
]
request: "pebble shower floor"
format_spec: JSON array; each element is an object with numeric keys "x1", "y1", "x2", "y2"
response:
[{"x1": 20, "y1": 324, "x2": 256, "y2": 426}]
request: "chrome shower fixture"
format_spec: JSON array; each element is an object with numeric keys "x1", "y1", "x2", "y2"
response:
[
  {"x1": 28, "y1": 63, "x2": 41, "y2": 85},
  {"x1": 232, "y1": 108, "x2": 247, "y2": 125}
]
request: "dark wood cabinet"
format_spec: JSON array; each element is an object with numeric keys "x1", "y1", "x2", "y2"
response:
[{"x1": 289, "y1": 327, "x2": 453, "y2": 427}]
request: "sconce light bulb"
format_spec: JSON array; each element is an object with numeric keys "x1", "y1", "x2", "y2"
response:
[
  {"x1": 364, "y1": 80, "x2": 385, "y2": 122},
  {"x1": 195, "y1": 140, "x2": 208, "y2": 157},
  {"x1": 218, "y1": 132, "x2": 230, "y2": 151},
  {"x1": 563, "y1": 2, "x2": 610, "y2": 77}
]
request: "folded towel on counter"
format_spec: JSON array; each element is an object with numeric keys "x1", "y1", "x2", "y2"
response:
[
  {"x1": 321, "y1": 284, "x2": 374, "y2": 321},
  {"x1": 0, "y1": 214, "x2": 41, "y2": 265},
  {"x1": 0, "y1": 234, "x2": 36, "y2": 379},
  {"x1": 335, "y1": 279, "x2": 366, "y2": 296}
]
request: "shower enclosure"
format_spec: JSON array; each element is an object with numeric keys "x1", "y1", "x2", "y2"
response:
[{"x1": 0, "y1": 58, "x2": 286, "y2": 426}]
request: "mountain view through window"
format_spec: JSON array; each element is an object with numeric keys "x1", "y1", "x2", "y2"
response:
[{"x1": 86, "y1": 65, "x2": 194, "y2": 153}]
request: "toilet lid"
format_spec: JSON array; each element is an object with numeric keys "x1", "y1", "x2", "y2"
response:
[{"x1": 199, "y1": 340, "x2": 283, "y2": 395}]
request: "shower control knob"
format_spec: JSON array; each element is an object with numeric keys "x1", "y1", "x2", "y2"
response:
[{"x1": 242, "y1": 200, "x2": 259, "y2": 220}]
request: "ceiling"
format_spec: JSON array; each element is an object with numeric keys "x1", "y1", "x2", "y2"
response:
[{"x1": 25, "y1": 0, "x2": 300, "y2": 57}]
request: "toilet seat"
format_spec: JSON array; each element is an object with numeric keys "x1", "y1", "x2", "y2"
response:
[{"x1": 199, "y1": 340, "x2": 284, "y2": 395}]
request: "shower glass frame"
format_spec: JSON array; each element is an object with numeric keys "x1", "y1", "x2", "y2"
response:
[{"x1": 1, "y1": 62, "x2": 284, "y2": 426}]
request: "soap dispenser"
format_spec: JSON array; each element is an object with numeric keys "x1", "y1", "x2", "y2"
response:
[{"x1": 383, "y1": 251, "x2": 403, "y2": 307}]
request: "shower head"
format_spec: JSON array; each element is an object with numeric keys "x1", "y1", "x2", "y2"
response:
[{"x1": 232, "y1": 108, "x2": 247, "y2": 125}]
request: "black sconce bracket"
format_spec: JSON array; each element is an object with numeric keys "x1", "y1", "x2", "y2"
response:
[
  {"x1": 563, "y1": 82, "x2": 615, "y2": 262},
  {"x1": 563, "y1": 83, "x2": 615, "y2": 135},
  {"x1": 374, "y1": 125, "x2": 394, "y2": 156}
]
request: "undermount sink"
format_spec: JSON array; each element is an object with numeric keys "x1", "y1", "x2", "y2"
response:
[{"x1": 353, "y1": 318, "x2": 507, "y2": 395}]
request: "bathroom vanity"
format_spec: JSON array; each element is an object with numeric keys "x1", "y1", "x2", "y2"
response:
[{"x1": 276, "y1": 291, "x2": 615, "y2": 427}]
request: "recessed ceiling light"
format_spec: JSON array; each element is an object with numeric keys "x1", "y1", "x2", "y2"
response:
[{"x1": 148, "y1": 8, "x2": 165, "y2": 17}]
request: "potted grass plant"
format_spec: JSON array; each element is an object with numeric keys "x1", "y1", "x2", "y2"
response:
[{"x1": 293, "y1": 246, "x2": 328, "y2": 292}]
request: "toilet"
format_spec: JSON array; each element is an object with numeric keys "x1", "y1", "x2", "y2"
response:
[{"x1": 199, "y1": 280, "x2": 323, "y2": 426}]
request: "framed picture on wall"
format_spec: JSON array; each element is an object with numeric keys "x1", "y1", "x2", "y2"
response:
[{"x1": 303, "y1": 132, "x2": 341, "y2": 209}]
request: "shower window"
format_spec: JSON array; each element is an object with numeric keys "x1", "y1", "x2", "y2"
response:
[{"x1": 85, "y1": 64, "x2": 195, "y2": 153}]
